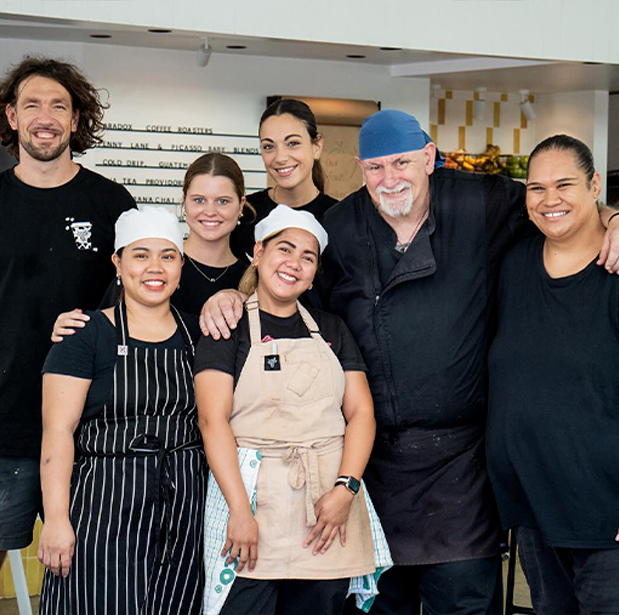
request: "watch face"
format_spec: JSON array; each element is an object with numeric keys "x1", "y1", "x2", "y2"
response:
[{"x1": 348, "y1": 477, "x2": 360, "y2": 494}]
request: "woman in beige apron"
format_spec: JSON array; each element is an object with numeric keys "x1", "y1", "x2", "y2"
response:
[{"x1": 195, "y1": 205, "x2": 377, "y2": 615}]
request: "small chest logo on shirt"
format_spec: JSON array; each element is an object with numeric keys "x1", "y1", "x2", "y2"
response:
[
  {"x1": 264, "y1": 354, "x2": 281, "y2": 371},
  {"x1": 65, "y1": 217, "x2": 99, "y2": 252}
]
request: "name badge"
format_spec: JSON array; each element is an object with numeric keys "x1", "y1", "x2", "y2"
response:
[
  {"x1": 264, "y1": 354, "x2": 281, "y2": 371},
  {"x1": 117, "y1": 344, "x2": 129, "y2": 356}
]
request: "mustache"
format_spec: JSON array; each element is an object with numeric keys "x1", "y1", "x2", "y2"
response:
[
  {"x1": 376, "y1": 182, "x2": 412, "y2": 195},
  {"x1": 30, "y1": 124, "x2": 62, "y2": 133}
]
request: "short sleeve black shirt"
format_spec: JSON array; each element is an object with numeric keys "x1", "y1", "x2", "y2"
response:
[
  {"x1": 194, "y1": 307, "x2": 366, "y2": 386},
  {"x1": 487, "y1": 234, "x2": 619, "y2": 548},
  {"x1": 0, "y1": 166, "x2": 136, "y2": 457}
]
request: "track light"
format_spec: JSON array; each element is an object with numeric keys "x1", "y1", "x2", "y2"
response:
[
  {"x1": 474, "y1": 87, "x2": 486, "y2": 122},
  {"x1": 196, "y1": 37, "x2": 212, "y2": 67},
  {"x1": 519, "y1": 89, "x2": 536, "y2": 121}
]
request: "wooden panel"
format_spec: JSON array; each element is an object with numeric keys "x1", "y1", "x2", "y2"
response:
[
  {"x1": 458, "y1": 126, "x2": 466, "y2": 150},
  {"x1": 318, "y1": 124, "x2": 363, "y2": 201},
  {"x1": 438, "y1": 99, "x2": 446, "y2": 125},
  {"x1": 275, "y1": 95, "x2": 378, "y2": 127},
  {"x1": 465, "y1": 100, "x2": 473, "y2": 126},
  {"x1": 521, "y1": 111, "x2": 528, "y2": 130}
]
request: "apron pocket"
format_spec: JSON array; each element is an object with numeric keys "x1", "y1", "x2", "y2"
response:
[{"x1": 286, "y1": 361, "x2": 319, "y2": 397}]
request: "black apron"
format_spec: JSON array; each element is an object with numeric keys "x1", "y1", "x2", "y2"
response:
[{"x1": 40, "y1": 303, "x2": 206, "y2": 615}]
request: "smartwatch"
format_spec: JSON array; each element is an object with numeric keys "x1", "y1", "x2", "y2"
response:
[{"x1": 334, "y1": 475, "x2": 360, "y2": 495}]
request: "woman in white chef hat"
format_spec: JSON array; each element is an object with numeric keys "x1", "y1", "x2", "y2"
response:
[
  {"x1": 195, "y1": 205, "x2": 391, "y2": 615},
  {"x1": 39, "y1": 206, "x2": 206, "y2": 615}
]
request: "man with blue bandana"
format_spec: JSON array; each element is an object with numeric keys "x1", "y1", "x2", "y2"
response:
[{"x1": 315, "y1": 110, "x2": 528, "y2": 614}]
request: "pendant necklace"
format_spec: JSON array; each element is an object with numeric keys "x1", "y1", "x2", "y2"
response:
[
  {"x1": 186, "y1": 254, "x2": 231, "y2": 283},
  {"x1": 394, "y1": 208, "x2": 429, "y2": 254}
]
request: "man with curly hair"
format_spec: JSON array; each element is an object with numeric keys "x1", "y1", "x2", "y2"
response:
[{"x1": 0, "y1": 56, "x2": 135, "y2": 566}]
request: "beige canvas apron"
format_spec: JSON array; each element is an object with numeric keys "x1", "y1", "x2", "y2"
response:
[{"x1": 232, "y1": 294, "x2": 375, "y2": 580}]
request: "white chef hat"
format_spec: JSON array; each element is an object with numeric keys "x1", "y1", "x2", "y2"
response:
[
  {"x1": 254, "y1": 205, "x2": 329, "y2": 254},
  {"x1": 114, "y1": 206, "x2": 184, "y2": 254}
]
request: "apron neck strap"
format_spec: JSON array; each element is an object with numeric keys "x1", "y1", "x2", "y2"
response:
[
  {"x1": 114, "y1": 301, "x2": 195, "y2": 357},
  {"x1": 246, "y1": 292, "x2": 262, "y2": 346},
  {"x1": 296, "y1": 303, "x2": 322, "y2": 340},
  {"x1": 115, "y1": 301, "x2": 130, "y2": 347},
  {"x1": 245, "y1": 292, "x2": 323, "y2": 345},
  {"x1": 171, "y1": 305, "x2": 195, "y2": 357}
]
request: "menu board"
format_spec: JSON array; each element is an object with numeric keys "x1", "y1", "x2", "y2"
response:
[{"x1": 85, "y1": 122, "x2": 266, "y2": 223}]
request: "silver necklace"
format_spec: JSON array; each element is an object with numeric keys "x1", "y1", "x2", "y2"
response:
[
  {"x1": 186, "y1": 254, "x2": 231, "y2": 283},
  {"x1": 394, "y1": 209, "x2": 429, "y2": 254}
]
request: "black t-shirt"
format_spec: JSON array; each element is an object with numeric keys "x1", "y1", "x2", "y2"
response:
[
  {"x1": 194, "y1": 307, "x2": 366, "y2": 386},
  {"x1": 0, "y1": 166, "x2": 136, "y2": 457},
  {"x1": 230, "y1": 189, "x2": 337, "y2": 260},
  {"x1": 43, "y1": 310, "x2": 200, "y2": 422},
  {"x1": 171, "y1": 258, "x2": 248, "y2": 315},
  {"x1": 487, "y1": 234, "x2": 619, "y2": 548}
]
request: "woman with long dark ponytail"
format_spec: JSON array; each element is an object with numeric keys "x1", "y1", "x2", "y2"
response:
[{"x1": 231, "y1": 99, "x2": 336, "y2": 259}]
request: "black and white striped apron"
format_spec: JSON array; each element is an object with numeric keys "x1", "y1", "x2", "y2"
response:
[{"x1": 40, "y1": 302, "x2": 206, "y2": 615}]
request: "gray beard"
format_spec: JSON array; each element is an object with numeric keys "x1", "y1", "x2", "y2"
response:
[{"x1": 378, "y1": 188, "x2": 414, "y2": 218}]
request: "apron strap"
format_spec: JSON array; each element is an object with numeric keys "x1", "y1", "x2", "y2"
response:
[
  {"x1": 245, "y1": 293, "x2": 325, "y2": 346},
  {"x1": 282, "y1": 446, "x2": 320, "y2": 527},
  {"x1": 115, "y1": 301, "x2": 131, "y2": 357},
  {"x1": 171, "y1": 305, "x2": 195, "y2": 358},
  {"x1": 114, "y1": 301, "x2": 195, "y2": 357},
  {"x1": 296, "y1": 302, "x2": 323, "y2": 341},
  {"x1": 246, "y1": 292, "x2": 263, "y2": 347}
]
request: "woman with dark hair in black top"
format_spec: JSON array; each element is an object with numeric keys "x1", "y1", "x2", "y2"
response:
[
  {"x1": 487, "y1": 135, "x2": 619, "y2": 614},
  {"x1": 231, "y1": 99, "x2": 337, "y2": 259}
]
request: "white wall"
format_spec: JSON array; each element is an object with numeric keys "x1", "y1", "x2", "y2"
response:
[
  {"x1": 535, "y1": 90, "x2": 609, "y2": 199},
  {"x1": 0, "y1": 38, "x2": 430, "y2": 209},
  {"x1": 3, "y1": 0, "x2": 619, "y2": 64},
  {"x1": 607, "y1": 94, "x2": 619, "y2": 173}
]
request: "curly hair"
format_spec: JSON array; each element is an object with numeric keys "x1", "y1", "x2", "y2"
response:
[{"x1": 0, "y1": 56, "x2": 107, "y2": 158}]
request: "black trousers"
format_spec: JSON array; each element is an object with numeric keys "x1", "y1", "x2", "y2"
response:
[
  {"x1": 220, "y1": 577, "x2": 349, "y2": 615},
  {"x1": 517, "y1": 525, "x2": 619, "y2": 615},
  {"x1": 344, "y1": 556, "x2": 503, "y2": 615}
]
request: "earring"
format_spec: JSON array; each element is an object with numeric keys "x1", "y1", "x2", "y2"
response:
[
  {"x1": 237, "y1": 219, "x2": 241, "y2": 226},
  {"x1": 308, "y1": 283, "x2": 313, "y2": 290},
  {"x1": 116, "y1": 275, "x2": 122, "y2": 287},
  {"x1": 177, "y1": 283, "x2": 181, "y2": 290}
]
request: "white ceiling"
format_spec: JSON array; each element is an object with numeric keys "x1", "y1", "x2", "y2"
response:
[{"x1": 2, "y1": 13, "x2": 619, "y2": 95}]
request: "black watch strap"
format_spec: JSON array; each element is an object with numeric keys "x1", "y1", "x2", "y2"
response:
[{"x1": 334, "y1": 475, "x2": 360, "y2": 495}]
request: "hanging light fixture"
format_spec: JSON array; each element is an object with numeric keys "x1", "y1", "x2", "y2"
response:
[
  {"x1": 196, "y1": 37, "x2": 212, "y2": 67},
  {"x1": 519, "y1": 89, "x2": 536, "y2": 121}
]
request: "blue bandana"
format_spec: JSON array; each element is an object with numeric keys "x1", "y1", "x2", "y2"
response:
[{"x1": 359, "y1": 109, "x2": 445, "y2": 169}]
